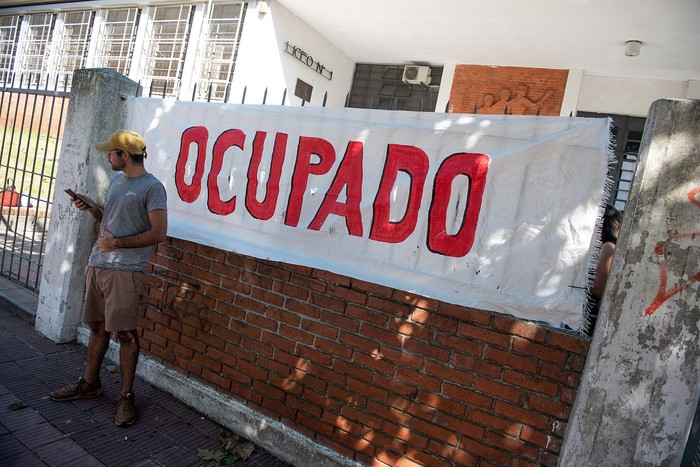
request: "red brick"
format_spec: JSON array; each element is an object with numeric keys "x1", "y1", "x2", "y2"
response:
[
  {"x1": 352, "y1": 351, "x2": 395, "y2": 376},
  {"x1": 311, "y1": 366, "x2": 346, "y2": 388},
  {"x1": 318, "y1": 309, "x2": 360, "y2": 332},
  {"x1": 468, "y1": 409, "x2": 521, "y2": 436},
  {"x1": 512, "y1": 337, "x2": 568, "y2": 364},
  {"x1": 548, "y1": 329, "x2": 590, "y2": 354},
  {"x1": 359, "y1": 323, "x2": 403, "y2": 347},
  {"x1": 520, "y1": 426, "x2": 550, "y2": 450},
  {"x1": 485, "y1": 347, "x2": 538, "y2": 374},
  {"x1": 474, "y1": 377, "x2": 525, "y2": 404},
  {"x1": 459, "y1": 323, "x2": 511, "y2": 348},
  {"x1": 367, "y1": 400, "x2": 411, "y2": 425},
  {"x1": 278, "y1": 323, "x2": 315, "y2": 345},
  {"x1": 437, "y1": 333, "x2": 485, "y2": 359},
  {"x1": 439, "y1": 303, "x2": 492, "y2": 325},
  {"x1": 383, "y1": 350, "x2": 425, "y2": 374},
  {"x1": 220, "y1": 275, "x2": 250, "y2": 294},
  {"x1": 395, "y1": 367, "x2": 441, "y2": 392},
  {"x1": 433, "y1": 412, "x2": 486, "y2": 440},
  {"x1": 528, "y1": 394, "x2": 570, "y2": 420},
  {"x1": 235, "y1": 295, "x2": 266, "y2": 314},
  {"x1": 180, "y1": 334, "x2": 207, "y2": 354},
  {"x1": 393, "y1": 291, "x2": 440, "y2": 312},
  {"x1": 428, "y1": 441, "x2": 478, "y2": 466},
  {"x1": 415, "y1": 389, "x2": 466, "y2": 418},
  {"x1": 314, "y1": 268, "x2": 351, "y2": 286},
  {"x1": 192, "y1": 352, "x2": 222, "y2": 373},
  {"x1": 327, "y1": 283, "x2": 367, "y2": 305},
  {"x1": 492, "y1": 316, "x2": 548, "y2": 342},
  {"x1": 290, "y1": 272, "x2": 327, "y2": 293},
  {"x1": 298, "y1": 344, "x2": 332, "y2": 366},
  {"x1": 287, "y1": 393, "x2": 322, "y2": 418},
  {"x1": 340, "y1": 404, "x2": 384, "y2": 430},
  {"x1": 443, "y1": 383, "x2": 494, "y2": 410},
  {"x1": 403, "y1": 338, "x2": 450, "y2": 362},
  {"x1": 315, "y1": 336, "x2": 353, "y2": 359},
  {"x1": 166, "y1": 341, "x2": 193, "y2": 359},
  {"x1": 424, "y1": 361, "x2": 473, "y2": 387},
  {"x1": 284, "y1": 298, "x2": 320, "y2": 318},
  {"x1": 246, "y1": 312, "x2": 278, "y2": 331},
  {"x1": 300, "y1": 317, "x2": 338, "y2": 339},
  {"x1": 502, "y1": 369, "x2": 559, "y2": 397},
  {"x1": 459, "y1": 438, "x2": 511, "y2": 465},
  {"x1": 146, "y1": 343, "x2": 174, "y2": 363},
  {"x1": 389, "y1": 318, "x2": 432, "y2": 341},
  {"x1": 272, "y1": 280, "x2": 309, "y2": 301},
  {"x1": 174, "y1": 355, "x2": 200, "y2": 375},
  {"x1": 350, "y1": 277, "x2": 393, "y2": 298},
  {"x1": 201, "y1": 368, "x2": 231, "y2": 391},
  {"x1": 411, "y1": 418, "x2": 459, "y2": 446},
  {"x1": 257, "y1": 263, "x2": 292, "y2": 281},
  {"x1": 494, "y1": 401, "x2": 549, "y2": 430},
  {"x1": 539, "y1": 362, "x2": 581, "y2": 388},
  {"x1": 404, "y1": 448, "x2": 449, "y2": 467},
  {"x1": 251, "y1": 287, "x2": 285, "y2": 307},
  {"x1": 327, "y1": 384, "x2": 367, "y2": 410},
  {"x1": 346, "y1": 303, "x2": 390, "y2": 326},
  {"x1": 485, "y1": 431, "x2": 540, "y2": 461},
  {"x1": 367, "y1": 295, "x2": 411, "y2": 317}
]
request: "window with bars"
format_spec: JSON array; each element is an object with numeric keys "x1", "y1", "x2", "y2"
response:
[
  {"x1": 21, "y1": 13, "x2": 55, "y2": 86},
  {"x1": 348, "y1": 64, "x2": 443, "y2": 112},
  {"x1": 194, "y1": 1, "x2": 246, "y2": 101},
  {"x1": 577, "y1": 112, "x2": 645, "y2": 212},
  {"x1": 55, "y1": 11, "x2": 95, "y2": 88},
  {"x1": 93, "y1": 8, "x2": 140, "y2": 76},
  {"x1": 0, "y1": 15, "x2": 22, "y2": 85},
  {"x1": 142, "y1": 4, "x2": 194, "y2": 98}
]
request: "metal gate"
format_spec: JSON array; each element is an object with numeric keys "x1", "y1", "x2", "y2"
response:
[{"x1": 0, "y1": 76, "x2": 69, "y2": 291}]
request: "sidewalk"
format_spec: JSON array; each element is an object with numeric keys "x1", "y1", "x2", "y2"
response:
[{"x1": 0, "y1": 278, "x2": 292, "y2": 467}]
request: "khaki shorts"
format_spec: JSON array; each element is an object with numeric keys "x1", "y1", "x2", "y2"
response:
[{"x1": 82, "y1": 265, "x2": 146, "y2": 332}]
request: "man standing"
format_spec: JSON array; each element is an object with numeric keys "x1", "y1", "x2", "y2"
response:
[{"x1": 50, "y1": 129, "x2": 167, "y2": 427}]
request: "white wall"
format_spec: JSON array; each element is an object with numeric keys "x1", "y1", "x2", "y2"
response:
[
  {"x1": 231, "y1": 2, "x2": 355, "y2": 107},
  {"x1": 577, "y1": 75, "x2": 693, "y2": 117}
]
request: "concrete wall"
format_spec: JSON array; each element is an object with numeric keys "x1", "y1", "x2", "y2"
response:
[
  {"x1": 560, "y1": 99, "x2": 700, "y2": 465},
  {"x1": 577, "y1": 75, "x2": 697, "y2": 117},
  {"x1": 35, "y1": 69, "x2": 141, "y2": 343},
  {"x1": 231, "y1": 2, "x2": 355, "y2": 107}
]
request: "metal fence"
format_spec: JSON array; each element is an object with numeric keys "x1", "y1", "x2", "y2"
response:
[{"x1": 0, "y1": 75, "x2": 69, "y2": 291}]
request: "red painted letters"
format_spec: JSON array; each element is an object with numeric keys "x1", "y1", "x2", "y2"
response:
[{"x1": 173, "y1": 127, "x2": 490, "y2": 257}]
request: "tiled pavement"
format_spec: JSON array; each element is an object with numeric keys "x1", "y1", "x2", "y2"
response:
[{"x1": 0, "y1": 279, "x2": 292, "y2": 467}]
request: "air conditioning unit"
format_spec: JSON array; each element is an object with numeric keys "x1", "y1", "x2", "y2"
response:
[{"x1": 402, "y1": 65, "x2": 432, "y2": 85}]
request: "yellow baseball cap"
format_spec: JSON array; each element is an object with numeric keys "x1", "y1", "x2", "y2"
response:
[{"x1": 95, "y1": 129, "x2": 146, "y2": 156}]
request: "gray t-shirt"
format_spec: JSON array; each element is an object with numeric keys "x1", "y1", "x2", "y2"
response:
[{"x1": 88, "y1": 172, "x2": 167, "y2": 271}]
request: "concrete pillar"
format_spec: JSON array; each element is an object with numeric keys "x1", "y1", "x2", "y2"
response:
[
  {"x1": 560, "y1": 99, "x2": 700, "y2": 465},
  {"x1": 35, "y1": 69, "x2": 141, "y2": 343}
]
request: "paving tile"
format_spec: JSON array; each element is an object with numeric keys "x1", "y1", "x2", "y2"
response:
[
  {"x1": 13, "y1": 420, "x2": 67, "y2": 450},
  {"x1": 0, "y1": 289, "x2": 292, "y2": 467},
  {"x1": 33, "y1": 435, "x2": 94, "y2": 465}
]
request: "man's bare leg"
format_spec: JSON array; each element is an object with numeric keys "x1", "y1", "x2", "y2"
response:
[
  {"x1": 117, "y1": 330, "x2": 139, "y2": 394},
  {"x1": 84, "y1": 320, "x2": 110, "y2": 384}
]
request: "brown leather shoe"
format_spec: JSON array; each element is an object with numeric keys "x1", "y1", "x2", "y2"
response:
[
  {"x1": 115, "y1": 392, "x2": 136, "y2": 426},
  {"x1": 50, "y1": 377, "x2": 102, "y2": 401}
]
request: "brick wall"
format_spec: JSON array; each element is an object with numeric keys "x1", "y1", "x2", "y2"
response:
[
  {"x1": 449, "y1": 65, "x2": 568, "y2": 116},
  {"x1": 140, "y1": 237, "x2": 590, "y2": 466}
]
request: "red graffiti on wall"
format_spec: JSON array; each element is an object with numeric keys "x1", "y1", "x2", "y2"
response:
[{"x1": 644, "y1": 187, "x2": 700, "y2": 315}]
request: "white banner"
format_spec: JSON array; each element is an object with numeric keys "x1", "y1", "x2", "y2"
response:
[{"x1": 127, "y1": 99, "x2": 610, "y2": 328}]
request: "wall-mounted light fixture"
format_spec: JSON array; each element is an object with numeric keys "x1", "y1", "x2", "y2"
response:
[
  {"x1": 624, "y1": 40, "x2": 642, "y2": 57},
  {"x1": 257, "y1": 1, "x2": 269, "y2": 14}
]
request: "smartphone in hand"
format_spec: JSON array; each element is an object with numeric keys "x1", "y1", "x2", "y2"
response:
[{"x1": 65, "y1": 189, "x2": 99, "y2": 211}]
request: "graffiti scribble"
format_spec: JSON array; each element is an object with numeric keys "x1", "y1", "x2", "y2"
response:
[{"x1": 644, "y1": 187, "x2": 700, "y2": 315}]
